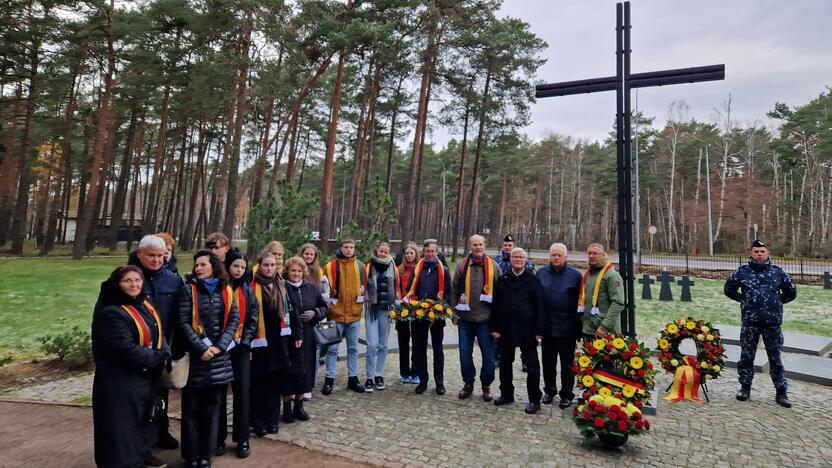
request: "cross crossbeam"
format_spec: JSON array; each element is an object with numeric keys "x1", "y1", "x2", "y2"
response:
[{"x1": 534, "y1": 2, "x2": 725, "y2": 336}]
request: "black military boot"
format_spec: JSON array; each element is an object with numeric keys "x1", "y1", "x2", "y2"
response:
[
  {"x1": 735, "y1": 384, "x2": 751, "y2": 401},
  {"x1": 775, "y1": 388, "x2": 792, "y2": 408}
]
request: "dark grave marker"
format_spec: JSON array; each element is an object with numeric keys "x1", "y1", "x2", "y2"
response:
[
  {"x1": 822, "y1": 271, "x2": 832, "y2": 290},
  {"x1": 677, "y1": 275, "x2": 694, "y2": 302},
  {"x1": 639, "y1": 274, "x2": 654, "y2": 299},
  {"x1": 657, "y1": 271, "x2": 674, "y2": 301}
]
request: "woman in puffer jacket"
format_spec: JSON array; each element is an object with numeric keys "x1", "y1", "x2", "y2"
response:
[{"x1": 177, "y1": 250, "x2": 239, "y2": 468}]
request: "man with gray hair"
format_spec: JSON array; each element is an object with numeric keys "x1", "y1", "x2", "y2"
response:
[
  {"x1": 451, "y1": 234, "x2": 501, "y2": 401},
  {"x1": 580, "y1": 243, "x2": 625, "y2": 340},
  {"x1": 537, "y1": 243, "x2": 582, "y2": 408},
  {"x1": 491, "y1": 247, "x2": 546, "y2": 414},
  {"x1": 127, "y1": 235, "x2": 184, "y2": 452}
]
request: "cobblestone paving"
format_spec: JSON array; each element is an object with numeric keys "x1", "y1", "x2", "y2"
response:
[{"x1": 6, "y1": 340, "x2": 832, "y2": 467}]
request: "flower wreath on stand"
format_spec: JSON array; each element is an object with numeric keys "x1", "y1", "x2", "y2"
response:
[
  {"x1": 655, "y1": 318, "x2": 726, "y2": 402},
  {"x1": 390, "y1": 299, "x2": 454, "y2": 322},
  {"x1": 572, "y1": 334, "x2": 656, "y2": 448}
]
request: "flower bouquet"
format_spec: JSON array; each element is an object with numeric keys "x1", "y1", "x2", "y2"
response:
[
  {"x1": 390, "y1": 298, "x2": 454, "y2": 322},
  {"x1": 573, "y1": 395, "x2": 650, "y2": 448}
]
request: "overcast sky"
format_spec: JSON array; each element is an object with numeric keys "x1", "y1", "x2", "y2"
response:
[{"x1": 429, "y1": 0, "x2": 832, "y2": 144}]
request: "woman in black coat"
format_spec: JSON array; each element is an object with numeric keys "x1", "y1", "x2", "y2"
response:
[
  {"x1": 216, "y1": 249, "x2": 259, "y2": 458},
  {"x1": 284, "y1": 257, "x2": 327, "y2": 420},
  {"x1": 177, "y1": 250, "x2": 239, "y2": 468},
  {"x1": 92, "y1": 265, "x2": 170, "y2": 468},
  {"x1": 250, "y1": 252, "x2": 303, "y2": 435}
]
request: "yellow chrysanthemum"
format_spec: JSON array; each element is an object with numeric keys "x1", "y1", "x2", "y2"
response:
[
  {"x1": 686, "y1": 321, "x2": 696, "y2": 330},
  {"x1": 401, "y1": 310, "x2": 409, "y2": 317},
  {"x1": 700, "y1": 362, "x2": 709, "y2": 369},
  {"x1": 658, "y1": 339, "x2": 670, "y2": 350},
  {"x1": 612, "y1": 338, "x2": 626, "y2": 349},
  {"x1": 696, "y1": 333, "x2": 705, "y2": 341},
  {"x1": 582, "y1": 375, "x2": 595, "y2": 387},
  {"x1": 599, "y1": 387, "x2": 612, "y2": 397},
  {"x1": 706, "y1": 334, "x2": 714, "y2": 341},
  {"x1": 577, "y1": 405, "x2": 585, "y2": 413},
  {"x1": 704, "y1": 374, "x2": 713, "y2": 379},
  {"x1": 434, "y1": 304, "x2": 444, "y2": 311},
  {"x1": 415, "y1": 310, "x2": 425, "y2": 317},
  {"x1": 428, "y1": 311, "x2": 436, "y2": 320},
  {"x1": 629, "y1": 356, "x2": 644, "y2": 369},
  {"x1": 666, "y1": 324, "x2": 679, "y2": 334},
  {"x1": 389, "y1": 311, "x2": 397, "y2": 319},
  {"x1": 713, "y1": 365, "x2": 721, "y2": 372},
  {"x1": 622, "y1": 385, "x2": 636, "y2": 398},
  {"x1": 593, "y1": 339, "x2": 606, "y2": 351},
  {"x1": 420, "y1": 302, "x2": 430, "y2": 309},
  {"x1": 670, "y1": 358, "x2": 679, "y2": 367},
  {"x1": 578, "y1": 355, "x2": 592, "y2": 368}
]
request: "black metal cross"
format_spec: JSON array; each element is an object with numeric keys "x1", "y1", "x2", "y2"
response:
[{"x1": 535, "y1": 1, "x2": 725, "y2": 336}]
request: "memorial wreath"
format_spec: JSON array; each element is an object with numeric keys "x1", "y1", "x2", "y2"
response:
[
  {"x1": 573, "y1": 334, "x2": 656, "y2": 408},
  {"x1": 655, "y1": 317, "x2": 725, "y2": 380}
]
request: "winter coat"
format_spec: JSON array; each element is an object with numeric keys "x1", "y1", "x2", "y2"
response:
[
  {"x1": 580, "y1": 264, "x2": 625, "y2": 335},
  {"x1": 92, "y1": 281, "x2": 170, "y2": 468},
  {"x1": 450, "y1": 255, "x2": 502, "y2": 323},
  {"x1": 537, "y1": 264, "x2": 583, "y2": 338},
  {"x1": 251, "y1": 282, "x2": 303, "y2": 375},
  {"x1": 324, "y1": 252, "x2": 367, "y2": 324},
  {"x1": 127, "y1": 252, "x2": 183, "y2": 344},
  {"x1": 176, "y1": 280, "x2": 240, "y2": 388},
  {"x1": 367, "y1": 258, "x2": 399, "y2": 312},
  {"x1": 724, "y1": 258, "x2": 797, "y2": 326},
  {"x1": 285, "y1": 280, "x2": 327, "y2": 392},
  {"x1": 232, "y1": 281, "x2": 260, "y2": 348},
  {"x1": 491, "y1": 268, "x2": 546, "y2": 347}
]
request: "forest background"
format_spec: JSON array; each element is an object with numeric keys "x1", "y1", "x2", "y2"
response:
[{"x1": 2, "y1": 0, "x2": 831, "y2": 261}]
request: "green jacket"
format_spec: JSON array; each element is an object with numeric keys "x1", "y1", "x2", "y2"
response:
[{"x1": 581, "y1": 265, "x2": 625, "y2": 335}]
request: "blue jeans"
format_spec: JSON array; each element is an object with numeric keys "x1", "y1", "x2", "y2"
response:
[
  {"x1": 458, "y1": 321, "x2": 496, "y2": 385},
  {"x1": 326, "y1": 321, "x2": 360, "y2": 379},
  {"x1": 365, "y1": 310, "x2": 391, "y2": 378}
]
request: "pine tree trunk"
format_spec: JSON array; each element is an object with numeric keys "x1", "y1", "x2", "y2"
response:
[
  {"x1": 319, "y1": 49, "x2": 347, "y2": 252},
  {"x1": 0, "y1": 82, "x2": 24, "y2": 246},
  {"x1": 450, "y1": 97, "x2": 472, "y2": 261},
  {"x1": 464, "y1": 66, "x2": 492, "y2": 241},
  {"x1": 181, "y1": 121, "x2": 208, "y2": 252},
  {"x1": 106, "y1": 107, "x2": 138, "y2": 250}
]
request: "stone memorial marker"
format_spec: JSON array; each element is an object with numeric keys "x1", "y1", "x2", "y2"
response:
[
  {"x1": 639, "y1": 274, "x2": 654, "y2": 299},
  {"x1": 677, "y1": 275, "x2": 694, "y2": 302},
  {"x1": 657, "y1": 271, "x2": 674, "y2": 301}
]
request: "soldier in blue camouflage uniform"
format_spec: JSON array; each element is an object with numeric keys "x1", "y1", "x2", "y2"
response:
[{"x1": 725, "y1": 240, "x2": 797, "y2": 408}]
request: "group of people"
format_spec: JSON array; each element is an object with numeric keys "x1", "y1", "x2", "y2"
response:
[{"x1": 91, "y1": 228, "x2": 797, "y2": 468}]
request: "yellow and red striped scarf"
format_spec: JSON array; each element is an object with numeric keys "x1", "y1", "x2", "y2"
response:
[
  {"x1": 578, "y1": 261, "x2": 613, "y2": 314},
  {"x1": 190, "y1": 283, "x2": 233, "y2": 336},
  {"x1": 251, "y1": 281, "x2": 291, "y2": 347},
  {"x1": 324, "y1": 259, "x2": 368, "y2": 300},
  {"x1": 405, "y1": 259, "x2": 445, "y2": 302},
  {"x1": 120, "y1": 301, "x2": 163, "y2": 349},
  {"x1": 232, "y1": 286, "x2": 247, "y2": 341},
  {"x1": 461, "y1": 256, "x2": 495, "y2": 305}
]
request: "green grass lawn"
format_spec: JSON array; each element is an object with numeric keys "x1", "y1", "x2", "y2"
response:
[{"x1": 0, "y1": 258, "x2": 829, "y2": 362}]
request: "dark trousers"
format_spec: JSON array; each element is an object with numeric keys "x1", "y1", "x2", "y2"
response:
[
  {"x1": 541, "y1": 336, "x2": 576, "y2": 400},
  {"x1": 181, "y1": 385, "x2": 222, "y2": 461},
  {"x1": 412, "y1": 320, "x2": 444, "y2": 385},
  {"x1": 218, "y1": 347, "x2": 251, "y2": 444},
  {"x1": 250, "y1": 376, "x2": 279, "y2": 432},
  {"x1": 152, "y1": 387, "x2": 170, "y2": 444},
  {"x1": 739, "y1": 323, "x2": 787, "y2": 389},
  {"x1": 396, "y1": 320, "x2": 414, "y2": 377},
  {"x1": 498, "y1": 341, "x2": 542, "y2": 404}
]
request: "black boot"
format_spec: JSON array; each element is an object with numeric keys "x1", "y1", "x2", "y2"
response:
[
  {"x1": 347, "y1": 376, "x2": 366, "y2": 393},
  {"x1": 321, "y1": 377, "x2": 334, "y2": 396},
  {"x1": 293, "y1": 399, "x2": 310, "y2": 421},
  {"x1": 775, "y1": 388, "x2": 792, "y2": 408},
  {"x1": 282, "y1": 400, "x2": 296, "y2": 423},
  {"x1": 736, "y1": 384, "x2": 751, "y2": 401}
]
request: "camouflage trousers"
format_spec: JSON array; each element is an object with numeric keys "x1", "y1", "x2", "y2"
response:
[{"x1": 738, "y1": 323, "x2": 787, "y2": 389}]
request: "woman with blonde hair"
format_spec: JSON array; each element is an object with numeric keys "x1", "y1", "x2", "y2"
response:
[
  {"x1": 298, "y1": 243, "x2": 330, "y2": 302},
  {"x1": 396, "y1": 242, "x2": 420, "y2": 384}
]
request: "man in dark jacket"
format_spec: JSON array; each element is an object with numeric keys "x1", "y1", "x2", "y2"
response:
[
  {"x1": 725, "y1": 240, "x2": 797, "y2": 408},
  {"x1": 451, "y1": 234, "x2": 501, "y2": 402},
  {"x1": 491, "y1": 248, "x2": 546, "y2": 414},
  {"x1": 128, "y1": 234, "x2": 184, "y2": 450},
  {"x1": 536, "y1": 243, "x2": 582, "y2": 409},
  {"x1": 493, "y1": 234, "x2": 533, "y2": 372},
  {"x1": 405, "y1": 239, "x2": 452, "y2": 395}
]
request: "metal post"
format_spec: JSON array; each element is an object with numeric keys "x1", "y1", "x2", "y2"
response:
[
  {"x1": 634, "y1": 89, "x2": 641, "y2": 267},
  {"x1": 705, "y1": 144, "x2": 714, "y2": 256},
  {"x1": 622, "y1": 2, "x2": 636, "y2": 337}
]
